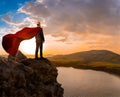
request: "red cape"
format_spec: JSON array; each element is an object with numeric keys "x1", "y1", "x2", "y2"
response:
[{"x1": 2, "y1": 27, "x2": 41, "y2": 56}]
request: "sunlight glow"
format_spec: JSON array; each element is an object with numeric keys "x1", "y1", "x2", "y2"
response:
[{"x1": 20, "y1": 38, "x2": 36, "y2": 54}]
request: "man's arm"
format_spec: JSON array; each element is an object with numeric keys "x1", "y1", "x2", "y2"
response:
[{"x1": 41, "y1": 28, "x2": 45, "y2": 42}]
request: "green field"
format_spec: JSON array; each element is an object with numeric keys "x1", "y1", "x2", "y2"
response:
[{"x1": 51, "y1": 60, "x2": 120, "y2": 76}]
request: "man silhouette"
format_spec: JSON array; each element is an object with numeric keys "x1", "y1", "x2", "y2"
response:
[{"x1": 35, "y1": 22, "x2": 45, "y2": 59}]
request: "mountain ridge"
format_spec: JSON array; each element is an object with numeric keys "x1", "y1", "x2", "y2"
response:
[{"x1": 49, "y1": 50, "x2": 120, "y2": 63}]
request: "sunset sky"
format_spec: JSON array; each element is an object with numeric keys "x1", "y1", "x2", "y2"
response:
[{"x1": 0, "y1": 0, "x2": 120, "y2": 56}]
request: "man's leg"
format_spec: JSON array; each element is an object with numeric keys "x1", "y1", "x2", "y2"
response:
[
  {"x1": 40, "y1": 42, "x2": 43, "y2": 58},
  {"x1": 35, "y1": 42, "x2": 39, "y2": 59}
]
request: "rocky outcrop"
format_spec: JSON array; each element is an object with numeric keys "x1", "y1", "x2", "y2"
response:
[
  {"x1": 15, "y1": 51, "x2": 27, "y2": 62},
  {"x1": 8, "y1": 51, "x2": 27, "y2": 62},
  {"x1": 0, "y1": 56, "x2": 63, "y2": 97}
]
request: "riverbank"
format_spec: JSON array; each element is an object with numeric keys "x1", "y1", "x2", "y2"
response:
[{"x1": 51, "y1": 60, "x2": 120, "y2": 76}]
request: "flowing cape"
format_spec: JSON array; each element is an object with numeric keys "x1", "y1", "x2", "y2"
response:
[{"x1": 2, "y1": 27, "x2": 41, "y2": 56}]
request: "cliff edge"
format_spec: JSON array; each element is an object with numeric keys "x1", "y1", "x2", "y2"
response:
[{"x1": 0, "y1": 55, "x2": 63, "y2": 97}]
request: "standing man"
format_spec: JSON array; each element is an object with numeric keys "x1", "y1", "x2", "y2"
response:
[{"x1": 35, "y1": 22, "x2": 45, "y2": 59}]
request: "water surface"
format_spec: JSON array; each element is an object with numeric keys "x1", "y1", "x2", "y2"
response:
[{"x1": 57, "y1": 67, "x2": 120, "y2": 97}]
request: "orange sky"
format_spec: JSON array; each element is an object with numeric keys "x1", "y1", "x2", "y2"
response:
[{"x1": 1, "y1": 34, "x2": 120, "y2": 56}]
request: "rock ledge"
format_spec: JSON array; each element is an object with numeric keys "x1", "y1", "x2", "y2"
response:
[{"x1": 0, "y1": 57, "x2": 63, "y2": 97}]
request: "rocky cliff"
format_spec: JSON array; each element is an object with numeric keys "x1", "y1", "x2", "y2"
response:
[{"x1": 0, "y1": 54, "x2": 63, "y2": 97}]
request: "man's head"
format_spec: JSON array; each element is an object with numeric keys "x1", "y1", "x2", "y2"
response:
[{"x1": 37, "y1": 22, "x2": 41, "y2": 27}]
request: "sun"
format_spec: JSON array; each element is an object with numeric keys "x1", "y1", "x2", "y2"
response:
[{"x1": 19, "y1": 38, "x2": 36, "y2": 55}]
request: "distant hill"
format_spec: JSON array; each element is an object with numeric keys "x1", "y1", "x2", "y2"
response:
[{"x1": 49, "y1": 50, "x2": 120, "y2": 63}]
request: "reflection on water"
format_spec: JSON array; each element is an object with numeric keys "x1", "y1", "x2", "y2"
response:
[{"x1": 57, "y1": 67, "x2": 120, "y2": 97}]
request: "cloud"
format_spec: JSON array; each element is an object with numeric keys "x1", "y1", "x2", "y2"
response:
[
  {"x1": 0, "y1": 28, "x2": 8, "y2": 37},
  {"x1": 2, "y1": 14, "x2": 24, "y2": 26},
  {"x1": 2, "y1": 14, "x2": 43, "y2": 29},
  {"x1": 1, "y1": 0, "x2": 120, "y2": 55},
  {"x1": 2, "y1": 0, "x2": 120, "y2": 43},
  {"x1": 17, "y1": 0, "x2": 120, "y2": 37},
  {"x1": 18, "y1": 1, "x2": 50, "y2": 18}
]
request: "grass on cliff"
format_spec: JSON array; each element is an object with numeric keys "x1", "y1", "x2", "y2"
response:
[{"x1": 51, "y1": 60, "x2": 120, "y2": 75}]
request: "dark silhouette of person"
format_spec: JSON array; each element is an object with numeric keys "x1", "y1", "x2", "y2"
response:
[{"x1": 35, "y1": 22, "x2": 45, "y2": 59}]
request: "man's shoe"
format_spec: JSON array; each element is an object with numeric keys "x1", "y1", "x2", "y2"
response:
[
  {"x1": 40, "y1": 57, "x2": 46, "y2": 60},
  {"x1": 35, "y1": 57, "x2": 39, "y2": 60}
]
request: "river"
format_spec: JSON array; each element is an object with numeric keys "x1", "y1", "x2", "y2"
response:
[{"x1": 57, "y1": 67, "x2": 120, "y2": 97}]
